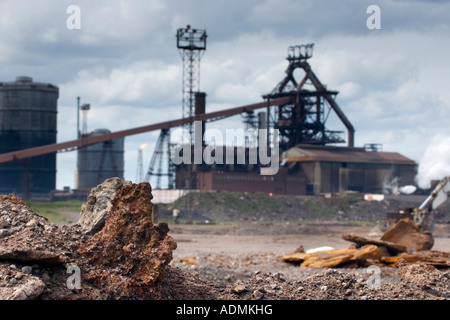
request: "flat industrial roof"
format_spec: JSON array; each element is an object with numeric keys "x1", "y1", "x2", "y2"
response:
[{"x1": 283, "y1": 145, "x2": 417, "y2": 165}]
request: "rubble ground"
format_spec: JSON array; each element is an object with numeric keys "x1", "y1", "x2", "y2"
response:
[
  {"x1": 0, "y1": 179, "x2": 449, "y2": 301},
  {"x1": 168, "y1": 222, "x2": 450, "y2": 300}
]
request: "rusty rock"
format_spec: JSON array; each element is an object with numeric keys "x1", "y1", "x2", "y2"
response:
[
  {"x1": 78, "y1": 181, "x2": 177, "y2": 299},
  {"x1": 78, "y1": 177, "x2": 133, "y2": 235},
  {"x1": 232, "y1": 283, "x2": 247, "y2": 294},
  {"x1": 1, "y1": 181, "x2": 177, "y2": 300}
]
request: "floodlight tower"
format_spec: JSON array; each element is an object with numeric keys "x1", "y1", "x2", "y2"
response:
[
  {"x1": 145, "y1": 26, "x2": 206, "y2": 190},
  {"x1": 176, "y1": 25, "x2": 207, "y2": 142},
  {"x1": 176, "y1": 25, "x2": 207, "y2": 189}
]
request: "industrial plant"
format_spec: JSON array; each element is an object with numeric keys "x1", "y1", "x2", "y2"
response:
[{"x1": 0, "y1": 27, "x2": 418, "y2": 200}]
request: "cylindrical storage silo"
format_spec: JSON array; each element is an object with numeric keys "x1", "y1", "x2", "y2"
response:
[
  {"x1": 0, "y1": 76, "x2": 59, "y2": 198},
  {"x1": 77, "y1": 129, "x2": 124, "y2": 190}
]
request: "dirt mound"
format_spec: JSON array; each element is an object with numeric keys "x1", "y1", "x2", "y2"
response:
[
  {"x1": 0, "y1": 194, "x2": 85, "y2": 266},
  {"x1": 158, "y1": 191, "x2": 450, "y2": 224},
  {"x1": 0, "y1": 179, "x2": 176, "y2": 300}
]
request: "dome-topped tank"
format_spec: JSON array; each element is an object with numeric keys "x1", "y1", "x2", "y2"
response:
[{"x1": 0, "y1": 76, "x2": 59, "y2": 198}]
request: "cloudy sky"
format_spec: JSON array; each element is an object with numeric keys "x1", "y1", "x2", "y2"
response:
[{"x1": 1, "y1": 0, "x2": 449, "y2": 189}]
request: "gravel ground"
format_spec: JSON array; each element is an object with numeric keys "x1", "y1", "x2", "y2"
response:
[{"x1": 164, "y1": 221, "x2": 450, "y2": 300}]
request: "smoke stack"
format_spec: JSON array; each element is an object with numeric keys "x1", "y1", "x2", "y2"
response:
[{"x1": 195, "y1": 92, "x2": 206, "y2": 147}]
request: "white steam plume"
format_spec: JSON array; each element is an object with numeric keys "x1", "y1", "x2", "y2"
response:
[{"x1": 416, "y1": 133, "x2": 450, "y2": 189}]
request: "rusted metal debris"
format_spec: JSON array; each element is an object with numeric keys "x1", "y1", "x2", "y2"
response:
[
  {"x1": 281, "y1": 245, "x2": 389, "y2": 268},
  {"x1": 281, "y1": 218, "x2": 449, "y2": 268}
]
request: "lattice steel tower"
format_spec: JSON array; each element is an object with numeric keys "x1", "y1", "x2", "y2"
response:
[
  {"x1": 145, "y1": 26, "x2": 206, "y2": 190},
  {"x1": 175, "y1": 25, "x2": 207, "y2": 189},
  {"x1": 176, "y1": 25, "x2": 207, "y2": 142}
]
